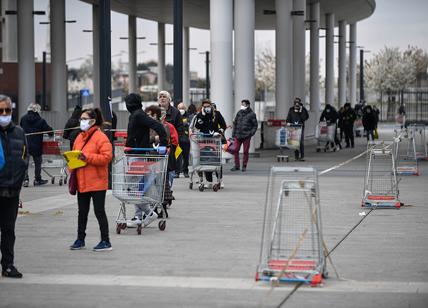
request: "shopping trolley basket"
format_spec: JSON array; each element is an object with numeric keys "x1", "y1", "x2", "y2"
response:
[
  {"x1": 274, "y1": 125, "x2": 302, "y2": 162},
  {"x1": 189, "y1": 133, "x2": 222, "y2": 192},
  {"x1": 315, "y1": 122, "x2": 336, "y2": 152},
  {"x1": 394, "y1": 128, "x2": 419, "y2": 176},
  {"x1": 256, "y1": 167, "x2": 326, "y2": 286},
  {"x1": 41, "y1": 133, "x2": 68, "y2": 185},
  {"x1": 362, "y1": 141, "x2": 401, "y2": 209},
  {"x1": 408, "y1": 124, "x2": 427, "y2": 160},
  {"x1": 113, "y1": 131, "x2": 127, "y2": 161},
  {"x1": 112, "y1": 148, "x2": 168, "y2": 234}
]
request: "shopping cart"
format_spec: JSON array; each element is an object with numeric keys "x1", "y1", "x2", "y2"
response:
[
  {"x1": 315, "y1": 122, "x2": 336, "y2": 152},
  {"x1": 274, "y1": 125, "x2": 302, "y2": 162},
  {"x1": 113, "y1": 131, "x2": 127, "y2": 161},
  {"x1": 256, "y1": 167, "x2": 326, "y2": 286},
  {"x1": 394, "y1": 127, "x2": 419, "y2": 176},
  {"x1": 112, "y1": 148, "x2": 168, "y2": 235},
  {"x1": 41, "y1": 133, "x2": 68, "y2": 185},
  {"x1": 354, "y1": 118, "x2": 363, "y2": 137},
  {"x1": 408, "y1": 124, "x2": 427, "y2": 160},
  {"x1": 362, "y1": 141, "x2": 401, "y2": 209},
  {"x1": 189, "y1": 133, "x2": 222, "y2": 192}
]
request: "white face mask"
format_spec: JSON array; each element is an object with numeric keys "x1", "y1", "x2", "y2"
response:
[
  {"x1": 80, "y1": 119, "x2": 92, "y2": 132},
  {"x1": 204, "y1": 107, "x2": 212, "y2": 114},
  {"x1": 0, "y1": 115, "x2": 12, "y2": 127},
  {"x1": 240, "y1": 105, "x2": 248, "y2": 110},
  {"x1": 179, "y1": 109, "x2": 185, "y2": 115}
]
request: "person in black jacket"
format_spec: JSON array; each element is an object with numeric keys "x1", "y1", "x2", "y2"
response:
[
  {"x1": 342, "y1": 103, "x2": 357, "y2": 148},
  {"x1": 362, "y1": 105, "x2": 378, "y2": 142},
  {"x1": 319, "y1": 103, "x2": 341, "y2": 150},
  {"x1": 177, "y1": 102, "x2": 191, "y2": 178},
  {"x1": 63, "y1": 105, "x2": 82, "y2": 150},
  {"x1": 125, "y1": 93, "x2": 167, "y2": 151},
  {"x1": 286, "y1": 98, "x2": 309, "y2": 161},
  {"x1": 231, "y1": 99, "x2": 257, "y2": 172},
  {"x1": 0, "y1": 94, "x2": 28, "y2": 278},
  {"x1": 20, "y1": 103, "x2": 53, "y2": 186}
]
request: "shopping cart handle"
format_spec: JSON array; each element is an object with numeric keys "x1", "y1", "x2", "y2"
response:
[{"x1": 124, "y1": 147, "x2": 167, "y2": 154}]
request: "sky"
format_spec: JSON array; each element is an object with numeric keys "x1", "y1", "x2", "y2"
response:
[{"x1": 32, "y1": 0, "x2": 428, "y2": 78}]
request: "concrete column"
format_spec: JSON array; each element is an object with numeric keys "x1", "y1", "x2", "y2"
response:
[
  {"x1": 338, "y1": 20, "x2": 346, "y2": 107},
  {"x1": 2, "y1": 0, "x2": 18, "y2": 62},
  {"x1": 275, "y1": 0, "x2": 293, "y2": 119},
  {"x1": 349, "y1": 23, "x2": 357, "y2": 106},
  {"x1": 50, "y1": 0, "x2": 67, "y2": 120},
  {"x1": 210, "y1": 0, "x2": 233, "y2": 127},
  {"x1": 325, "y1": 12, "x2": 334, "y2": 106},
  {"x1": 234, "y1": 0, "x2": 255, "y2": 152},
  {"x1": 157, "y1": 22, "x2": 166, "y2": 91},
  {"x1": 17, "y1": 0, "x2": 35, "y2": 118},
  {"x1": 309, "y1": 1, "x2": 320, "y2": 112},
  {"x1": 292, "y1": 0, "x2": 306, "y2": 101},
  {"x1": 92, "y1": 4, "x2": 100, "y2": 107},
  {"x1": 182, "y1": 26, "x2": 190, "y2": 104},
  {"x1": 128, "y1": 15, "x2": 137, "y2": 94}
]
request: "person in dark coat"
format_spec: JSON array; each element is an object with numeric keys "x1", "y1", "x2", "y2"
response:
[
  {"x1": 125, "y1": 93, "x2": 167, "y2": 151},
  {"x1": 63, "y1": 105, "x2": 82, "y2": 150},
  {"x1": 342, "y1": 103, "x2": 357, "y2": 148},
  {"x1": 20, "y1": 103, "x2": 53, "y2": 186},
  {"x1": 0, "y1": 94, "x2": 28, "y2": 278},
  {"x1": 286, "y1": 98, "x2": 309, "y2": 161},
  {"x1": 231, "y1": 99, "x2": 257, "y2": 172},
  {"x1": 362, "y1": 105, "x2": 377, "y2": 142},
  {"x1": 319, "y1": 103, "x2": 341, "y2": 150},
  {"x1": 177, "y1": 102, "x2": 191, "y2": 178}
]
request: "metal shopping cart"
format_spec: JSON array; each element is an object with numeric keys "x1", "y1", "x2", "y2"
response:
[
  {"x1": 362, "y1": 141, "x2": 401, "y2": 209},
  {"x1": 408, "y1": 124, "x2": 427, "y2": 161},
  {"x1": 112, "y1": 149, "x2": 168, "y2": 235},
  {"x1": 41, "y1": 133, "x2": 68, "y2": 185},
  {"x1": 113, "y1": 131, "x2": 127, "y2": 161},
  {"x1": 189, "y1": 133, "x2": 222, "y2": 192},
  {"x1": 315, "y1": 122, "x2": 337, "y2": 152},
  {"x1": 394, "y1": 127, "x2": 419, "y2": 176},
  {"x1": 256, "y1": 167, "x2": 326, "y2": 286},
  {"x1": 275, "y1": 125, "x2": 302, "y2": 162}
]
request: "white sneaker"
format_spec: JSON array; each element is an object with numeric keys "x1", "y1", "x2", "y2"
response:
[
  {"x1": 126, "y1": 216, "x2": 141, "y2": 228},
  {"x1": 204, "y1": 182, "x2": 213, "y2": 189},
  {"x1": 143, "y1": 211, "x2": 158, "y2": 227},
  {"x1": 220, "y1": 182, "x2": 225, "y2": 189}
]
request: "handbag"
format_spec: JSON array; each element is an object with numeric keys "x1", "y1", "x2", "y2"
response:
[
  {"x1": 68, "y1": 130, "x2": 97, "y2": 195},
  {"x1": 225, "y1": 137, "x2": 239, "y2": 155}
]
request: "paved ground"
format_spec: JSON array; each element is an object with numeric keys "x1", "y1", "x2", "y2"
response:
[{"x1": 1, "y1": 125, "x2": 428, "y2": 308}]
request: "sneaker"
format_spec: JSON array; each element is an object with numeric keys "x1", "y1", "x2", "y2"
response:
[
  {"x1": 242, "y1": 166, "x2": 247, "y2": 172},
  {"x1": 298, "y1": 158, "x2": 306, "y2": 162},
  {"x1": 143, "y1": 211, "x2": 158, "y2": 227},
  {"x1": 93, "y1": 240, "x2": 112, "y2": 252},
  {"x1": 126, "y1": 216, "x2": 141, "y2": 228},
  {"x1": 183, "y1": 172, "x2": 190, "y2": 178},
  {"x1": 204, "y1": 182, "x2": 213, "y2": 189},
  {"x1": 2, "y1": 265, "x2": 23, "y2": 278},
  {"x1": 34, "y1": 179, "x2": 48, "y2": 186},
  {"x1": 22, "y1": 180, "x2": 29, "y2": 188},
  {"x1": 230, "y1": 166, "x2": 240, "y2": 171},
  {"x1": 70, "y1": 239, "x2": 86, "y2": 250}
]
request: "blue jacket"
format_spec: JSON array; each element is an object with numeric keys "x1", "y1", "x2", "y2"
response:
[{"x1": 20, "y1": 111, "x2": 53, "y2": 156}]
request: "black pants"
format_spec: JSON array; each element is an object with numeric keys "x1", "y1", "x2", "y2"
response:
[
  {"x1": 294, "y1": 128, "x2": 305, "y2": 159},
  {"x1": 344, "y1": 126, "x2": 354, "y2": 147},
  {"x1": 0, "y1": 196, "x2": 19, "y2": 268},
  {"x1": 24, "y1": 155, "x2": 42, "y2": 181},
  {"x1": 366, "y1": 129, "x2": 374, "y2": 141},
  {"x1": 180, "y1": 141, "x2": 190, "y2": 174},
  {"x1": 77, "y1": 190, "x2": 109, "y2": 242}
]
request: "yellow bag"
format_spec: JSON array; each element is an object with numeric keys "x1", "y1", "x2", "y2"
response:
[
  {"x1": 63, "y1": 150, "x2": 87, "y2": 170},
  {"x1": 374, "y1": 129, "x2": 379, "y2": 140}
]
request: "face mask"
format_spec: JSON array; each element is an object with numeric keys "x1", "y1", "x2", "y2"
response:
[
  {"x1": 80, "y1": 119, "x2": 92, "y2": 132},
  {"x1": 179, "y1": 109, "x2": 185, "y2": 115},
  {"x1": 240, "y1": 105, "x2": 248, "y2": 110},
  {"x1": 204, "y1": 107, "x2": 212, "y2": 114},
  {"x1": 0, "y1": 115, "x2": 12, "y2": 127}
]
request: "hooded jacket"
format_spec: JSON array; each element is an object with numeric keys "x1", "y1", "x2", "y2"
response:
[
  {"x1": 232, "y1": 107, "x2": 258, "y2": 140},
  {"x1": 20, "y1": 111, "x2": 53, "y2": 156},
  {"x1": 342, "y1": 103, "x2": 357, "y2": 127},
  {"x1": 362, "y1": 105, "x2": 377, "y2": 131},
  {"x1": 286, "y1": 104, "x2": 309, "y2": 127},
  {"x1": 320, "y1": 104, "x2": 338, "y2": 124},
  {"x1": 63, "y1": 105, "x2": 82, "y2": 149},
  {"x1": 0, "y1": 123, "x2": 28, "y2": 195},
  {"x1": 125, "y1": 94, "x2": 167, "y2": 149}
]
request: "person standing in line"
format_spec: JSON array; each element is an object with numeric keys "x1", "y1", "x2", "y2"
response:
[
  {"x1": 0, "y1": 95, "x2": 28, "y2": 278},
  {"x1": 286, "y1": 98, "x2": 309, "y2": 161},
  {"x1": 63, "y1": 105, "x2": 82, "y2": 150},
  {"x1": 342, "y1": 102, "x2": 357, "y2": 148},
  {"x1": 230, "y1": 99, "x2": 258, "y2": 172},
  {"x1": 69, "y1": 108, "x2": 113, "y2": 252},
  {"x1": 20, "y1": 103, "x2": 54, "y2": 187},
  {"x1": 177, "y1": 102, "x2": 191, "y2": 178},
  {"x1": 319, "y1": 103, "x2": 341, "y2": 150},
  {"x1": 362, "y1": 105, "x2": 377, "y2": 142}
]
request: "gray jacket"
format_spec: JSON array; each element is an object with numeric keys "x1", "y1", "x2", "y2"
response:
[
  {"x1": 0, "y1": 123, "x2": 28, "y2": 196},
  {"x1": 232, "y1": 107, "x2": 258, "y2": 140}
]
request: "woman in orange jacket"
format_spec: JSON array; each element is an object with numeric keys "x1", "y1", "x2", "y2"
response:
[{"x1": 69, "y1": 108, "x2": 113, "y2": 252}]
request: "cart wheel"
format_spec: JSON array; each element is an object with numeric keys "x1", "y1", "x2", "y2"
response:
[
  {"x1": 198, "y1": 184, "x2": 205, "y2": 192},
  {"x1": 189, "y1": 182, "x2": 193, "y2": 190},
  {"x1": 59, "y1": 179, "x2": 63, "y2": 186},
  {"x1": 137, "y1": 225, "x2": 142, "y2": 235},
  {"x1": 51, "y1": 177, "x2": 55, "y2": 184},
  {"x1": 322, "y1": 271, "x2": 329, "y2": 279},
  {"x1": 213, "y1": 184, "x2": 220, "y2": 192},
  {"x1": 116, "y1": 225, "x2": 121, "y2": 234},
  {"x1": 316, "y1": 148, "x2": 321, "y2": 153},
  {"x1": 158, "y1": 220, "x2": 166, "y2": 231}
]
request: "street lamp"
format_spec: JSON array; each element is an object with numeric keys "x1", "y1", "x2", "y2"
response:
[{"x1": 357, "y1": 46, "x2": 371, "y2": 104}]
